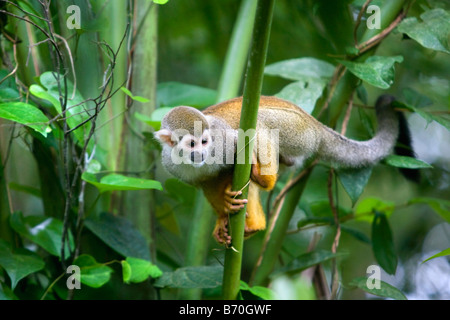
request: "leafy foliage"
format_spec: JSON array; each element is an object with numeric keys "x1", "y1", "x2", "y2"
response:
[
  {"x1": 349, "y1": 277, "x2": 407, "y2": 300},
  {"x1": 0, "y1": 0, "x2": 448, "y2": 301},
  {"x1": 339, "y1": 55, "x2": 404, "y2": 89}
]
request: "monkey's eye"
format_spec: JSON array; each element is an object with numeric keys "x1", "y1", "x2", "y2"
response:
[
  {"x1": 190, "y1": 140, "x2": 195, "y2": 147},
  {"x1": 202, "y1": 138, "x2": 208, "y2": 145}
]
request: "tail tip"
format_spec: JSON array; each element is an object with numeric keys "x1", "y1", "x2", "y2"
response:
[{"x1": 375, "y1": 95, "x2": 396, "y2": 111}]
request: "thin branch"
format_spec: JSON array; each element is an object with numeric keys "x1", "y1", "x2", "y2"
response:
[
  {"x1": 353, "y1": 0, "x2": 372, "y2": 46},
  {"x1": 356, "y1": 10, "x2": 406, "y2": 54},
  {"x1": 0, "y1": 10, "x2": 53, "y2": 45},
  {"x1": 316, "y1": 64, "x2": 346, "y2": 119},
  {"x1": 0, "y1": 41, "x2": 18, "y2": 86},
  {"x1": 270, "y1": 159, "x2": 319, "y2": 215},
  {"x1": 328, "y1": 169, "x2": 341, "y2": 300},
  {"x1": 54, "y1": 34, "x2": 77, "y2": 100},
  {"x1": 340, "y1": 92, "x2": 354, "y2": 136}
]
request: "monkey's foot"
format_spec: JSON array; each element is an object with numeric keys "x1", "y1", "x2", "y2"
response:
[
  {"x1": 244, "y1": 224, "x2": 260, "y2": 238},
  {"x1": 213, "y1": 217, "x2": 232, "y2": 245},
  {"x1": 223, "y1": 184, "x2": 248, "y2": 214}
]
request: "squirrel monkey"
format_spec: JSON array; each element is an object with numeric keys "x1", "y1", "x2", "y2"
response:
[{"x1": 155, "y1": 95, "x2": 409, "y2": 244}]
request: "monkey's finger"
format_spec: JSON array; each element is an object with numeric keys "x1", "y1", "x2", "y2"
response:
[
  {"x1": 224, "y1": 184, "x2": 242, "y2": 197},
  {"x1": 224, "y1": 203, "x2": 245, "y2": 213},
  {"x1": 225, "y1": 197, "x2": 248, "y2": 205},
  {"x1": 224, "y1": 189, "x2": 242, "y2": 198}
]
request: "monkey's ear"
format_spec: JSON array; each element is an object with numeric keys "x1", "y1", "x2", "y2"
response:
[{"x1": 154, "y1": 129, "x2": 175, "y2": 147}]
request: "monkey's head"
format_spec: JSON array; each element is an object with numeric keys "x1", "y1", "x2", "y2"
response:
[{"x1": 154, "y1": 106, "x2": 219, "y2": 182}]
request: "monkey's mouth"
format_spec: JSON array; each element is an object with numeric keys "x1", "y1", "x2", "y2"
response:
[
  {"x1": 191, "y1": 161, "x2": 206, "y2": 168},
  {"x1": 190, "y1": 151, "x2": 207, "y2": 167}
]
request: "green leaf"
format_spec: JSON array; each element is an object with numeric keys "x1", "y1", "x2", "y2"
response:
[
  {"x1": 157, "y1": 82, "x2": 217, "y2": 108},
  {"x1": 0, "y1": 88, "x2": 20, "y2": 103},
  {"x1": 8, "y1": 182, "x2": 42, "y2": 198},
  {"x1": 30, "y1": 72, "x2": 91, "y2": 144},
  {"x1": 349, "y1": 277, "x2": 407, "y2": 300},
  {"x1": 397, "y1": 8, "x2": 450, "y2": 54},
  {"x1": 121, "y1": 87, "x2": 150, "y2": 103},
  {"x1": 264, "y1": 57, "x2": 335, "y2": 81},
  {"x1": 340, "y1": 225, "x2": 371, "y2": 244},
  {"x1": 408, "y1": 197, "x2": 450, "y2": 223},
  {"x1": 383, "y1": 155, "x2": 432, "y2": 169},
  {"x1": 355, "y1": 197, "x2": 395, "y2": 222},
  {"x1": 273, "y1": 250, "x2": 345, "y2": 276},
  {"x1": 356, "y1": 84, "x2": 368, "y2": 105},
  {"x1": 275, "y1": 79, "x2": 327, "y2": 114},
  {"x1": 0, "y1": 240, "x2": 45, "y2": 290},
  {"x1": 297, "y1": 216, "x2": 333, "y2": 229},
  {"x1": 305, "y1": 199, "x2": 352, "y2": 219},
  {"x1": 9, "y1": 212, "x2": 74, "y2": 259},
  {"x1": 239, "y1": 281, "x2": 274, "y2": 300},
  {"x1": 394, "y1": 101, "x2": 450, "y2": 131},
  {"x1": 84, "y1": 212, "x2": 152, "y2": 261},
  {"x1": 153, "y1": 0, "x2": 169, "y2": 4},
  {"x1": 73, "y1": 254, "x2": 113, "y2": 288},
  {"x1": 265, "y1": 60, "x2": 332, "y2": 112},
  {"x1": 135, "y1": 112, "x2": 160, "y2": 130},
  {"x1": 85, "y1": 159, "x2": 102, "y2": 174},
  {"x1": 122, "y1": 257, "x2": 162, "y2": 284},
  {"x1": 0, "y1": 283, "x2": 18, "y2": 300},
  {"x1": 422, "y1": 248, "x2": 450, "y2": 263},
  {"x1": 153, "y1": 265, "x2": 223, "y2": 289},
  {"x1": 156, "y1": 203, "x2": 181, "y2": 235},
  {"x1": 121, "y1": 260, "x2": 132, "y2": 283},
  {"x1": 0, "y1": 102, "x2": 51, "y2": 137},
  {"x1": 371, "y1": 211, "x2": 397, "y2": 275},
  {"x1": 337, "y1": 166, "x2": 373, "y2": 205},
  {"x1": 164, "y1": 178, "x2": 197, "y2": 206},
  {"x1": 134, "y1": 107, "x2": 173, "y2": 130},
  {"x1": 401, "y1": 87, "x2": 433, "y2": 109},
  {"x1": 82, "y1": 172, "x2": 163, "y2": 193},
  {"x1": 339, "y1": 55, "x2": 403, "y2": 89}
]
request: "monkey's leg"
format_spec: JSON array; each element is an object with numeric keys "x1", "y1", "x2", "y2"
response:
[
  {"x1": 251, "y1": 133, "x2": 278, "y2": 191},
  {"x1": 251, "y1": 160, "x2": 277, "y2": 191},
  {"x1": 243, "y1": 181, "x2": 266, "y2": 238}
]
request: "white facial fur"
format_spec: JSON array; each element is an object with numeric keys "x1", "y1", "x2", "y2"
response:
[{"x1": 176, "y1": 130, "x2": 212, "y2": 167}]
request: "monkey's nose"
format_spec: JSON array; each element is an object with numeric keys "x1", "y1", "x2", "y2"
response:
[{"x1": 191, "y1": 151, "x2": 204, "y2": 163}]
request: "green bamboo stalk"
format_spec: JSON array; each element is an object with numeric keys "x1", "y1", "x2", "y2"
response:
[
  {"x1": 179, "y1": 191, "x2": 213, "y2": 300},
  {"x1": 250, "y1": 165, "x2": 314, "y2": 286},
  {"x1": 180, "y1": 0, "x2": 258, "y2": 301},
  {"x1": 0, "y1": 147, "x2": 13, "y2": 243},
  {"x1": 216, "y1": 0, "x2": 258, "y2": 102},
  {"x1": 249, "y1": 0, "x2": 407, "y2": 287},
  {"x1": 97, "y1": 0, "x2": 128, "y2": 174},
  {"x1": 222, "y1": 0, "x2": 275, "y2": 300},
  {"x1": 124, "y1": 1, "x2": 158, "y2": 261}
]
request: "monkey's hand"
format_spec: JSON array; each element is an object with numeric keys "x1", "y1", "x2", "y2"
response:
[
  {"x1": 213, "y1": 184, "x2": 248, "y2": 245},
  {"x1": 213, "y1": 214, "x2": 255, "y2": 245},
  {"x1": 213, "y1": 216, "x2": 231, "y2": 245},
  {"x1": 223, "y1": 184, "x2": 248, "y2": 214}
]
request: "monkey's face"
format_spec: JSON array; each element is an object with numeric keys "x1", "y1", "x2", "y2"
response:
[
  {"x1": 177, "y1": 130, "x2": 212, "y2": 167},
  {"x1": 155, "y1": 127, "x2": 213, "y2": 168}
]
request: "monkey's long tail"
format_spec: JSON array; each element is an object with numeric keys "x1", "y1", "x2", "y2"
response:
[
  {"x1": 318, "y1": 95, "x2": 399, "y2": 168},
  {"x1": 394, "y1": 112, "x2": 421, "y2": 182}
]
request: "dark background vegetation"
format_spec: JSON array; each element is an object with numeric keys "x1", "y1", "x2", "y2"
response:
[{"x1": 0, "y1": 0, "x2": 449, "y2": 300}]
